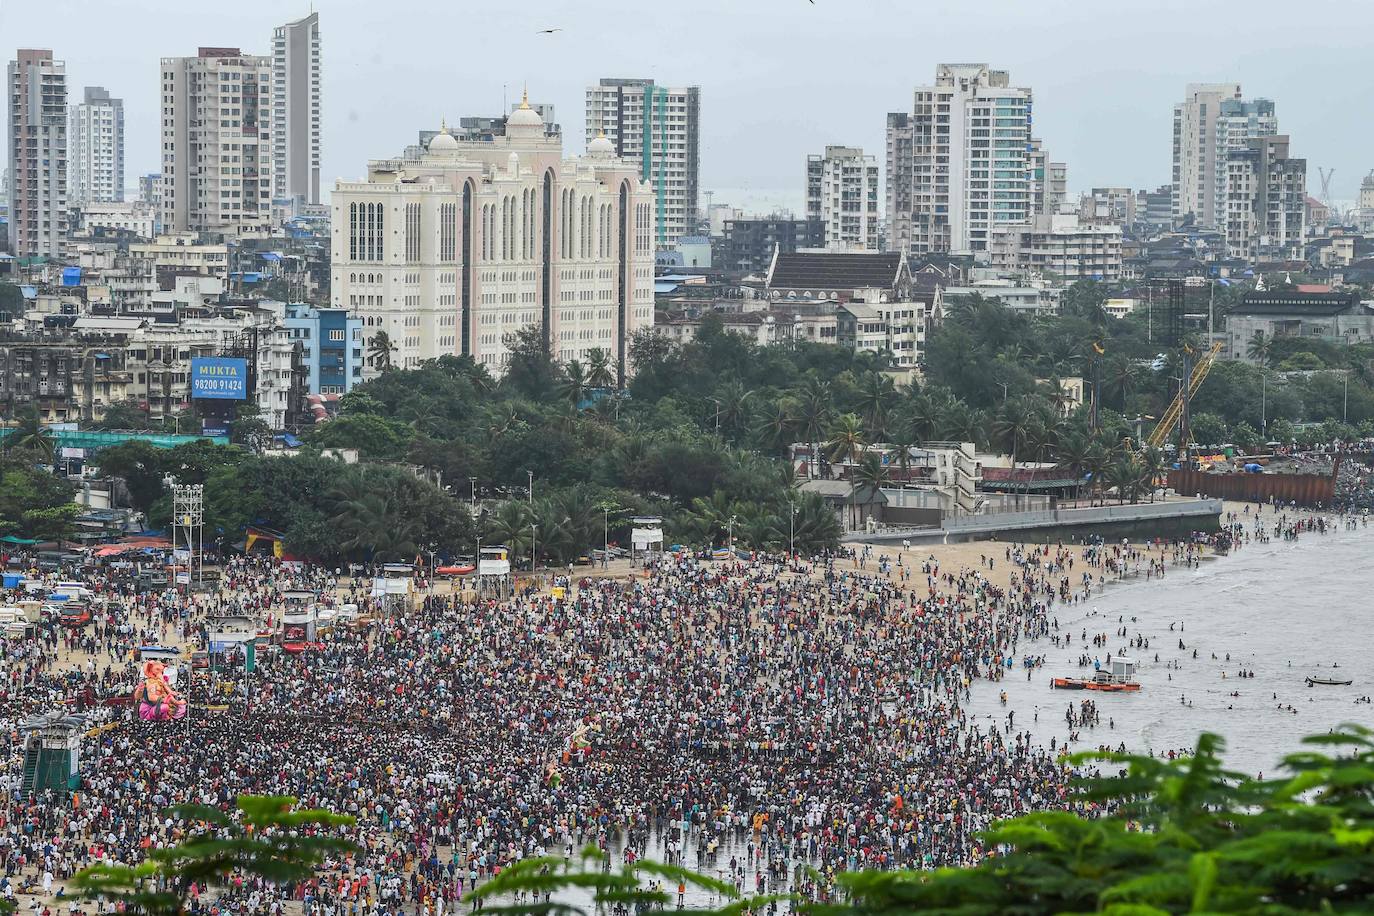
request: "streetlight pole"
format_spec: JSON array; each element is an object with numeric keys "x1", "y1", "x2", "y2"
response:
[
  {"x1": 1344, "y1": 371, "x2": 1349, "y2": 424},
  {"x1": 727, "y1": 515, "x2": 737, "y2": 556},
  {"x1": 789, "y1": 501, "x2": 797, "y2": 560},
  {"x1": 527, "y1": 470, "x2": 534, "y2": 505},
  {"x1": 469, "y1": 477, "x2": 477, "y2": 512},
  {"x1": 602, "y1": 508, "x2": 609, "y2": 569},
  {"x1": 1261, "y1": 373, "x2": 1267, "y2": 435}
]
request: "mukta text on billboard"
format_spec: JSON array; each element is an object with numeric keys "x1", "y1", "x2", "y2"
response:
[{"x1": 190, "y1": 358, "x2": 248, "y2": 400}]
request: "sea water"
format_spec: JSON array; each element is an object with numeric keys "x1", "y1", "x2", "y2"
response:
[{"x1": 965, "y1": 521, "x2": 1374, "y2": 775}]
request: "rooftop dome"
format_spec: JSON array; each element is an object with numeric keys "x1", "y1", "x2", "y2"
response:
[
  {"x1": 429, "y1": 119, "x2": 458, "y2": 152},
  {"x1": 506, "y1": 88, "x2": 544, "y2": 136},
  {"x1": 587, "y1": 130, "x2": 614, "y2": 157}
]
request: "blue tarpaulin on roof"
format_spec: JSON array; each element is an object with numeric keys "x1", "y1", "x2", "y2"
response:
[
  {"x1": 273, "y1": 433, "x2": 303, "y2": 448},
  {"x1": 20, "y1": 285, "x2": 37, "y2": 299},
  {"x1": 260, "y1": 252, "x2": 284, "y2": 262},
  {"x1": 61, "y1": 267, "x2": 82, "y2": 286},
  {"x1": 231, "y1": 272, "x2": 263, "y2": 283}
]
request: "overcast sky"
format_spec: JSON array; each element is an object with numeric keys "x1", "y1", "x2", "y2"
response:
[{"x1": 4, "y1": 0, "x2": 1369, "y2": 210}]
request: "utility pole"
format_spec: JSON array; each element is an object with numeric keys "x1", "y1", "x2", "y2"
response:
[
  {"x1": 469, "y1": 477, "x2": 477, "y2": 512},
  {"x1": 1261, "y1": 373, "x2": 1267, "y2": 435},
  {"x1": 530, "y1": 523, "x2": 537, "y2": 575},
  {"x1": 527, "y1": 470, "x2": 533, "y2": 505},
  {"x1": 789, "y1": 500, "x2": 797, "y2": 559}
]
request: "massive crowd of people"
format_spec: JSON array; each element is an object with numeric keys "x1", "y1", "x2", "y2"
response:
[{"x1": 0, "y1": 523, "x2": 1281, "y2": 915}]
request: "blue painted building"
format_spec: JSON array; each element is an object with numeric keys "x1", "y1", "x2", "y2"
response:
[{"x1": 283, "y1": 304, "x2": 363, "y2": 394}]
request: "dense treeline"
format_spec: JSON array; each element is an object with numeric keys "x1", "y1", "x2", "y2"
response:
[{"x1": 35, "y1": 280, "x2": 1374, "y2": 560}]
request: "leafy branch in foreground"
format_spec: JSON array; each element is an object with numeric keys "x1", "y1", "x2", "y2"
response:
[
  {"x1": 470, "y1": 846, "x2": 788, "y2": 916},
  {"x1": 72, "y1": 795, "x2": 356, "y2": 916},
  {"x1": 478, "y1": 728, "x2": 1374, "y2": 915},
  {"x1": 61, "y1": 728, "x2": 1374, "y2": 916}
]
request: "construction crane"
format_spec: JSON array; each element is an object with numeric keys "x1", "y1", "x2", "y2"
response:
[
  {"x1": 1146, "y1": 341, "x2": 1223, "y2": 450},
  {"x1": 1319, "y1": 167, "x2": 1337, "y2": 214}
]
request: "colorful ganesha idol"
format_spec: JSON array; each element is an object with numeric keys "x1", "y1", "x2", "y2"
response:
[{"x1": 132, "y1": 660, "x2": 188, "y2": 721}]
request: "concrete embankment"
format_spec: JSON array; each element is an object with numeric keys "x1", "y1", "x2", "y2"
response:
[{"x1": 856, "y1": 498, "x2": 1223, "y2": 545}]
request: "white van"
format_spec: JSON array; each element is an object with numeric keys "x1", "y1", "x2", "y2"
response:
[{"x1": 49, "y1": 581, "x2": 92, "y2": 601}]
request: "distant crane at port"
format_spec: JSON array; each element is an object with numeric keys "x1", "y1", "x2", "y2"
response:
[{"x1": 1319, "y1": 167, "x2": 1337, "y2": 215}]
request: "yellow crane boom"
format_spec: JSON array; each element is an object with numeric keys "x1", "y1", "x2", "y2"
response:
[{"x1": 1146, "y1": 341, "x2": 1223, "y2": 449}]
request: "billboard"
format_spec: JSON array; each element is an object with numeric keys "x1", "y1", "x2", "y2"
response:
[{"x1": 190, "y1": 358, "x2": 248, "y2": 400}]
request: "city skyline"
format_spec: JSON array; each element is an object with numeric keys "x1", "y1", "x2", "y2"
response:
[{"x1": 2, "y1": 0, "x2": 1368, "y2": 207}]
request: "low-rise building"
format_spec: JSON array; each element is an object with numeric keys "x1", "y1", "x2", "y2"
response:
[
  {"x1": 765, "y1": 249, "x2": 934, "y2": 368},
  {"x1": 717, "y1": 216, "x2": 824, "y2": 276},
  {"x1": 1225, "y1": 291, "x2": 1374, "y2": 361},
  {"x1": 284, "y1": 304, "x2": 363, "y2": 394},
  {"x1": 942, "y1": 281, "x2": 1060, "y2": 315},
  {"x1": 988, "y1": 214, "x2": 1122, "y2": 281},
  {"x1": 127, "y1": 234, "x2": 230, "y2": 279},
  {"x1": 74, "y1": 201, "x2": 156, "y2": 240}
]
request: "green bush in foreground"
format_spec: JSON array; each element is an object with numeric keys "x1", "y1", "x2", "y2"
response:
[{"x1": 66, "y1": 727, "x2": 1374, "y2": 915}]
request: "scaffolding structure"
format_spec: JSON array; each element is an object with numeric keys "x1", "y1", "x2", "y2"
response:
[{"x1": 171, "y1": 482, "x2": 204, "y2": 590}]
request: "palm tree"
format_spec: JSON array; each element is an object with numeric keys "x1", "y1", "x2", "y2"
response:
[
  {"x1": 790, "y1": 492, "x2": 843, "y2": 553},
  {"x1": 585, "y1": 348, "x2": 615, "y2": 389},
  {"x1": 903, "y1": 388, "x2": 941, "y2": 441},
  {"x1": 1140, "y1": 446, "x2": 1169, "y2": 502},
  {"x1": 711, "y1": 381, "x2": 754, "y2": 440},
  {"x1": 1106, "y1": 454, "x2": 1145, "y2": 505},
  {"x1": 825, "y1": 413, "x2": 867, "y2": 469},
  {"x1": 854, "y1": 373, "x2": 895, "y2": 439},
  {"x1": 687, "y1": 491, "x2": 736, "y2": 546},
  {"x1": 994, "y1": 396, "x2": 1037, "y2": 472},
  {"x1": 753, "y1": 399, "x2": 795, "y2": 454},
  {"x1": 1084, "y1": 436, "x2": 1117, "y2": 506},
  {"x1": 1247, "y1": 331, "x2": 1273, "y2": 367},
  {"x1": 327, "y1": 472, "x2": 420, "y2": 561},
  {"x1": 483, "y1": 500, "x2": 535, "y2": 556},
  {"x1": 6, "y1": 407, "x2": 54, "y2": 461},
  {"x1": 885, "y1": 423, "x2": 920, "y2": 484},
  {"x1": 1104, "y1": 354, "x2": 1138, "y2": 411},
  {"x1": 795, "y1": 380, "x2": 834, "y2": 479},
  {"x1": 367, "y1": 331, "x2": 398, "y2": 372},
  {"x1": 1054, "y1": 430, "x2": 1094, "y2": 498},
  {"x1": 851, "y1": 453, "x2": 890, "y2": 491},
  {"x1": 558, "y1": 360, "x2": 590, "y2": 407}
]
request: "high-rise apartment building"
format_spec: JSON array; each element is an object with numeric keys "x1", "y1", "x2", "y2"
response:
[
  {"x1": 1223, "y1": 135, "x2": 1305, "y2": 262},
  {"x1": 886, "y1": 64, "x2": 1035, "y2": 256},
  {"x1": 271, "y1": 12, "x2": 321, "y2": 207},
  {"x1": 806, "y1": 145, "x2": 879, "y2": 250},
  {"x1": 7, "y1": 49, "x2": 67, "y2": 258},
  {"x1": 331, "y1": 95, "x2": 655, "y2": 381},
  {"x1": 585, "y1": 78, "x2": 700, "y2": 248},
  {"x1": 1028, "y1": 139, "x2": 1067, "y2": 216},
  {"x1": 1171, "y1": 84, "x2": 1276, "y2": 228},
  {"x1": 69, "y1": 86, "x2": 124, "y2": 205},
  {"x1": 160, "y1": 47, "x2": 273, "y2": 236}
]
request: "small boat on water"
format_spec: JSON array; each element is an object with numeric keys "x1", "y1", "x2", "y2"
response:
[
  {"x1": 1306, "y1": 677, "x2": 1353, "y2": 687},
  {"x1": 1053, "y1": 657, "x2": 1141, "y2": 692}
]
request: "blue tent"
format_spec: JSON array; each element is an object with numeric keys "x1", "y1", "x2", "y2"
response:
[{"x1": 61, "y1": 267, "x2": 82, "y2": 286}]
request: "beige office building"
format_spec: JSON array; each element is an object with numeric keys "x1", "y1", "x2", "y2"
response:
[{"x1": 331, "y1": 95, "x2": 655, "y2": 380}]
